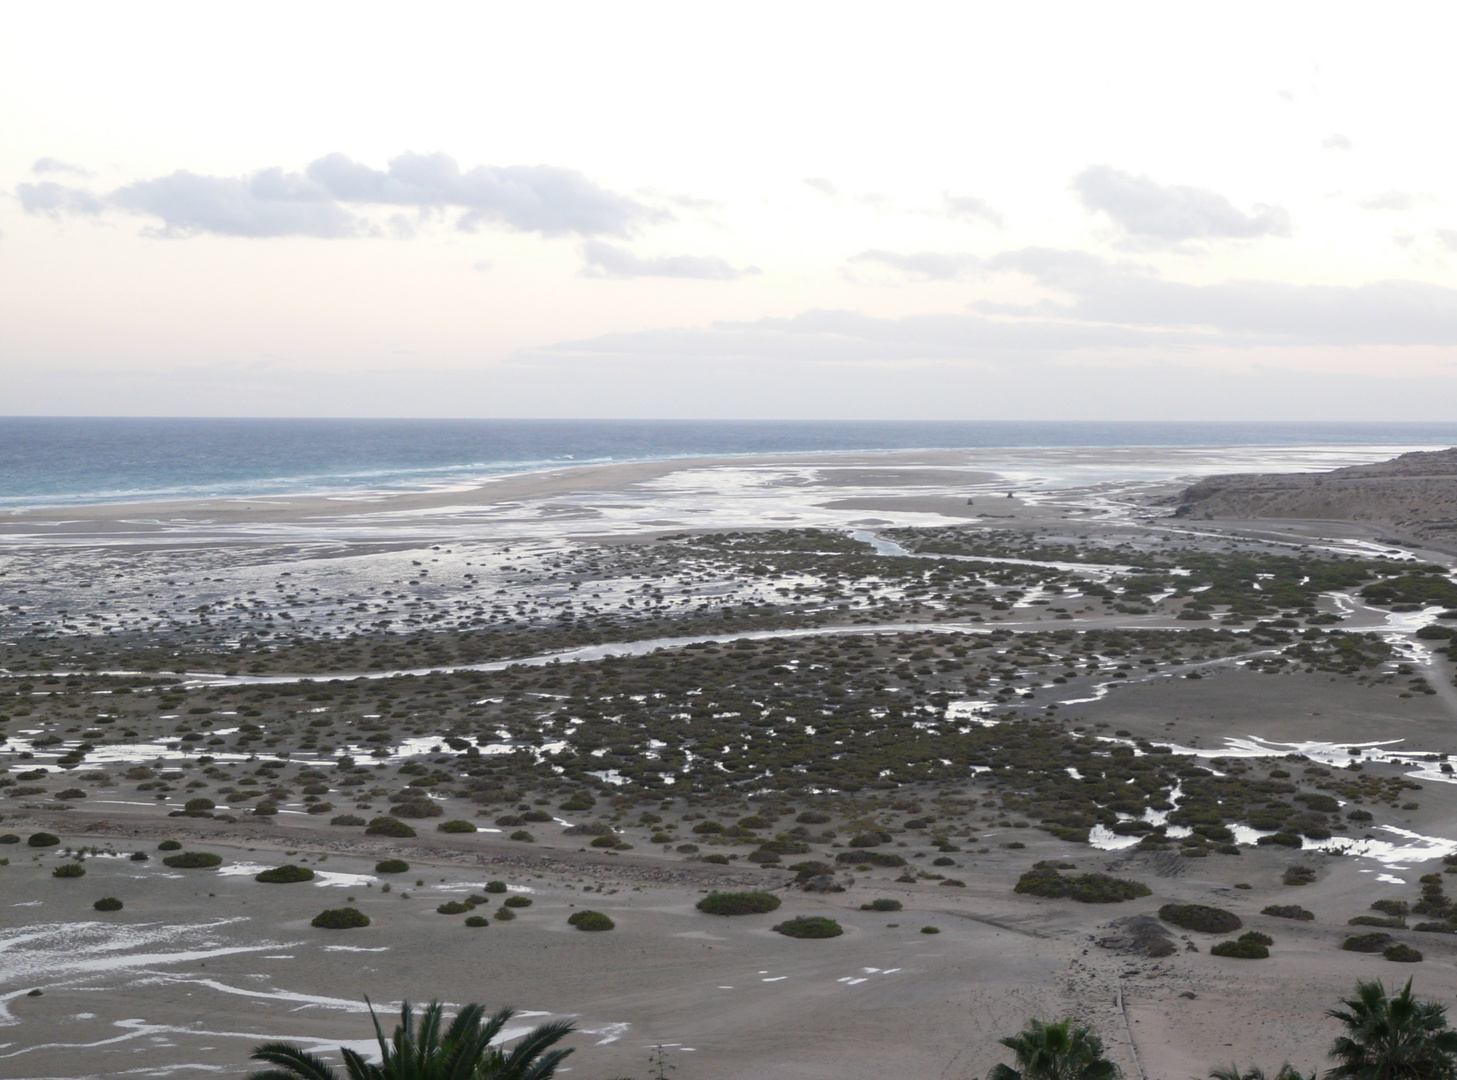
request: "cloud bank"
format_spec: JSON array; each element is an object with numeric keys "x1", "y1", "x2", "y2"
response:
[
  {"x1": 1073, "y1": 165, "x2": 1291, "y2": 246},
  {"x1": 581, "y1": 242, "x2": 757, "y2": 280},
  {"x1": 17, "y1": 153, "x2": 659, "y2": 239}
]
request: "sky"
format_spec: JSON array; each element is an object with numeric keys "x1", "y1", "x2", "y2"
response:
[{"x1": 6, "y1": 2, "x2": 1457, "y2": 420}]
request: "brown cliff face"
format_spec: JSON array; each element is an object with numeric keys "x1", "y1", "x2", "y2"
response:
[{"x1": 1176, "y1": 447, "x2": 1457, "y2": 540}]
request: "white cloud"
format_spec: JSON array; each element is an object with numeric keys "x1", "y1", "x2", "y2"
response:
[
  {"x1": 803, "y1": 177, "x2": 838, "y2": 197},
  {"x1": 1322, "y1": 133, "x2": 1354, "y2": 151},
  {"x1": 938, "y1": 193, "x2": 1002, "y2": 227},
  {"x1": 17, "y1": 153, "x2": 659, "y2": 239},
  {"x1": 1356, "y1": 190, "x2": 1420, "y2": 211},
  {"x1": 849, "y1": 249, "x2": 984, "y2": 281},
  {"x1": 31, "y1": 157, "x2": 91, "y2": 176},
  {"x1": 1072, "y1": 165, "x2": 1291, "y2": 246},
  {"x1": 580, "y1": 241, "x2": 757, "y2": 280}
]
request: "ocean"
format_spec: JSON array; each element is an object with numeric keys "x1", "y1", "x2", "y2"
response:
[{"x1": 3, "y1": 417, "x2": 1456, "y2": 509}]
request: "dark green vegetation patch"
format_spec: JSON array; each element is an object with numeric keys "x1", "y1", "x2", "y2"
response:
[
  {"x1": 375, "y1": 859, "x2": 410, "y2": 874},
  {"x1": 1211, "y1": 938, "x2": 1269, "y2": 959},
  {"x1": 52, "y1": 862, "x2": 85, "y2": 878},
  {"x1": 1159, "y1": 903, "x2": 1242, "y2": 933},
  {"x1": 93, "y1": 897, "x2": 123, "y2": 911},
  {"x1": 1015, "y1": 864, "x2": 1151, "y2": 903},
  {"x1": 773, "y1": 915, "x2": 844, "y2": 939},
  {"x1": 567, "y1": 910, "x2": 614, "y2": 931},
  {"x1": 696, "y1": 891, "x2": 783, "y2": 916},
  {"x1": 27, "y1": 832, "x2": 60, "y2": 848},
  {"x1": 162, "y1": 852, "x2": 223, "y2": 869},
  {"x1": 365, "y1": 816, "x2": 416, "y2": 838},
  {"x1": 1344, "y1": 933, "x2": 1395, "y2": 953},
  {"x1": 312, "y1": 907, "x2": 370, "y2": 929},
  {"x1": 255, "y1": 864, "x2": 315, "y2": 884},
  {"x1": 1263, "y1": 904, "x2": 1315, "y2": 921}
]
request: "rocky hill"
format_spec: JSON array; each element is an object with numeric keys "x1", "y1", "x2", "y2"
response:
[{"x1": 1174, "y1": 447, "x2": 1457, "y2": 542}]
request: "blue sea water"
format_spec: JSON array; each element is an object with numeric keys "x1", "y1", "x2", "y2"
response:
[{"x1": 2, "y1": 417, "x2": 1456, "y2": 509}]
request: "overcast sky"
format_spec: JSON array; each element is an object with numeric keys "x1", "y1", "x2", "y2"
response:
[{"x1": 6, "y1": 2, "x2": 1457, "y2": 419}]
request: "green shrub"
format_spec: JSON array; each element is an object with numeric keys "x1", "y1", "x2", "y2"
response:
[
  {"x1": 1373, "y1": 899, "x2": 1411, "y2": 917},
  {"x1": 509, "y1": 830, "x2": 534, "y2": 843},
  {"x1": 921, "y1": 926, "x2": 940, "y2": 934},
  {"x1": 1343, "y1": 933, "x2": 1395, "y2": 953},
  {"x1": 312, "y1": 906, "x2": 370, "y2": 929},
  {"x1": 129, "y1": 851, "x2": 149, "y2": 862},
  {"x1": 93, "y1": 897, "x2": 123, "y2": 911},
  {"x1": 1262, "y1": 904, "x2": 1314, "y2": 921},
  {"x1": 1159, "y1": 904, "x2": 1242, "y2": 933},
  {"x1": 834, "y1": 850, "x2": 906, "y2": 867},
  {"x1": 560, "y1": 793, "x2": 595, "y2": 812},
  {"x1": 28, "y1": 832, "x2": 60, "y2": 848},
  {"x1": 184, "y1": 797, "x2": 216, "y2": 812},
  {"x1": 157, "y1": 839, "x2": 182, "y2": 851},
  {"x1": 1257, "y1": 833, "x2": 1303, "y2": 849},
  {"x1": 503, "y1": 895, "x2": 532, "y2": 908},
  {"x1": 162, "y1": 852, "x2": 223, "y2": 869},
  {"x1": 861, "y1": 898, "x2": 903, "y2": 912},
  {"x1": 366, "y1": 816, "x2": 416, "y2": 838},
  {"x1": 697, "y1": 891, "x2": 782, "y2": 916},
  {"x1": 796, "y1": 811, "x2": 831, "y2": 825},
  {"x1": 1283, "y1": 866, "x2": 1318, "y2": 886},
  {"x1": 255, "y1": 864, "x2": 315, "y2": 884},
  {"x1": 773, "y1": 915, "x2": 843, "y2": 939},
  {"x1": 1016, "y1": 865, "x2": 1151, "y2": 904},
  {"x1": 493, "y1": 907, "x2": 516, "y2": 921},
  {"x1": 522, "y1": 810, "x2": 552, "y2": 823},
  {"x1": 390, "y1": 801, "x2": 443, "y2": 819},
  {"x1": 568, "y1": 910, "x2": 615, "y2": 931},
  {"x1": 252, "y1": 803, "x2": 278, "y2": 817},
  {"x1": 1240, "y1": 931, "x2": 1274, "y2": 947},
  {"x1": 1385, "y1": 943, "x2": 1424, "y2": 962},
  {"x1": 1350, "y1": 916, "x2": 1405, "y2": 929},
  {"x1": 437, "y1": 819, "x2": 477, "y2": 833},
  {"x1": 330, "y1": 814, "x2": 367, "y2": 827},
  {"x1": 484, "y1": 881, "x2": 508, "y2": 894},
  {"x1": 1211, "y1": 939, "x2": 1269, "y2": 959},
  {"x1": 464, "y1": 915, "x2": 489, "y2": 927},
  {"x1": 700, "y1": 853, "x2": 730, "y2": 864},
  {"x1": 437, "y1": 901, "x2": 472, "y2": 915},
  {"x1": 1414, "y1": 923, "x2": 1457, "y2": 934},
  {"x1": 52, "y1": 862, "x2": 86, "y2": 878},
  {"x1": 590, "y1": 835, "x2": 617, "y2": 848},
  {"x1": 374, "y1": 859, "x2": 410, "y2": 874},
  {"x1": 848, "y1": 831, "x2": 891, "y2": 848},
  {"x1": 0, "y1": 834, "x2": 19, "y2": 845}
]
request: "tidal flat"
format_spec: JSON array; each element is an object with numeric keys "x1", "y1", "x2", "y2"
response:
[{"x1": 3, "y1": 446, "x2": 1457, "y2": 1080}]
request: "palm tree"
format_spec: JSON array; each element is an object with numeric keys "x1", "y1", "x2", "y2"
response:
[
  {"x1": 1210, "y1": 1064, "x2": 1312, "y2": 1080},
  {"x1": 1326, "y1": 979, "x2": 1457, "y2": 1080},
  {"x1": 989, "y1": 1018, "x2": 1121, "y2": 1080},
  {"x1": 245, "y1": 999, "x2": 587, "y2": 1080}
]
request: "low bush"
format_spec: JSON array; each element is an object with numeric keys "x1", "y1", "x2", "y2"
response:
[
  {"x1": 834, "y1": 850, "x2": 906, "y2": 867},
  {"x1": 861, "y1": 898, "x2": 903, "y2": 912},
  {"x1": 1211, "y1": 939, "x2": 1269, "y2": 959},
  {"x1": 157, "y1": 840, "x2": 182, "y2": 851},
  {"x1": 590, "y1": 835, "x2": 617, "y2": 848},
  {"x1": 437, "y1": 819, "x2": 477, "y2": 833},
  {"x1": 697, "y1": 891, "x2": 782, "y2": 916},
  {"x1": 1240, "y1": 931, "x2": 1274, "y2": 946},
  {"x1": 1262, "y1": 904, "x2": 1314, "y2": 921},
  {"x1": 0, "y1": 834, "x2": 19, "y2": 845},
  {"x1": 493, "y1": 907, "x2": 516, "y2": 921},
  {"x1": 366, "y1": 816, "x2": 416, "y2": 838},
  {"x1": 464, "y1": 915, "x2": 489, "y2": 927},
  {"x1": 848, "y1": 831, "x2": 891, "y2": 848},
  {"x1": 52, "y1": 862, "x2": 86, "y2": 878},
  {"x1": 1016, "y1": 865, "x2": 1151, "y2": 904},
  {"x1": 162, "y1": 852, "x2": 223, "y2": 869},
  {"x1": 437, "y1": 901, "x2": 472, "y2": 915},
  {"x1": 184, "y1": 797, "x2": 216, "y2": 812},
  {"x1": 509, "y1": 830, "x2": 534, "y2": 843},
  {"x1": 796, "y1": 811, "x2": 830, "y2": 825},
  {"x1": 1343, "y1": 933, "x2": 1395, "y2": 953},
  {"x1": 484, "y1": 881, "x2": 508, "y2": 894},
  {"x1": 1350, "y1": 916, "x2": 1405, "y2": 928},
  {"x1": 773, "y1": 915, "x2": 843, "y2": 939},
  {"x1": 330, "y1": 814, "x2": 367, "y2": 827},
  {"x1": 390, "y1": 801, "x2": 443, "y2": 819},
  {"x1": 129, "y1": 851, "x2": 149, "y2": 862},
  {"x1": 28, "y1": 832, "x2": 60, "y2": 848},
  {"x1": 374, "y1": 859, "x2": 409, "y2": 874},
  {"x1": 312, "y1": 907, "x2": 370, "y2": 929},
  {"x1": 522, "y1": 810, "x2": 552, "y2": 823},
  {"x1": 1159, "y1": 904, "x2": 1242, "y2": 933},
  {"x1": 568, "y1": 910, "x2": 615, "y2": 931},
  {"x1": 503, "y1": 895, "x2": 532, "y2": 908},
  {"x1": 560, "y1": 793, "x2": 595, "y2": 812},
  {"x1": 921, "y1": 926, "x2": 940, "y2": 934},
  {"x1": 93, "y1": 897, "x2": 123, "y2": 911},
  {"x1": 1373, "y1": 899, "x2": 1411, "y2": 917},
  {"x1": 1414, "y1": 923, "x2": 1457, "y2": 934},
  {"x1": 256, "y1": 864, "x2": 315, "y2": 884},
  {"x1": 1385, "y1": 943, "x2": 1424, "y2": 963},
  {"x1": 1283, "y1": 866, "x2": 1318, "y2": 886}
]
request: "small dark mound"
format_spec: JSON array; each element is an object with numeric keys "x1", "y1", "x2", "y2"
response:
[
  {"x1": 1262, "y1": 904, "x2": 1314, "y2": 921},
  {"x1": 860, "y1": 898, "x2": 903, "y2": 912},
  {"x1": 162, "y1": 852, "x2": 224, "y2": 869},
  {"x1": 484, "y1": 881, "x2": 508, "y2": 894},
  {"x1": 437, "y1": 819, "x2": 477, "y2": 833},
  {"x1": 1240, "y1": 931, "x2": 1274, "y2": 947},
  {"x1": 437, "y1": 901, "x2": 472, "y2": 915},
  {"x1": 52, "y1": 863, "x2": 86, "y2": 878},
  {"x1": 503, "y1": 895, "x2": 532, "y2": 908},
  {"x1": 255, "y1": 864, "x2": 315, "y2": 884},
  {"x1": 330, "y1": 814, "x2": 367, "y2": 827},
  {"x1": 0, "y1": 834, "x2": 20, "y2": 845},
  {"x1": 1385, "y1": 943, "x2": 1424, "y2": 963},
  {"x1": 465, "y1": 915, "x2": 489, "y2": 927},
  {"x1": 1211, "y1": 939, "x2": 1269, "y2": 959},
  {"x1": 157, "y1": 839, "x2": 182, "y2": 851},
  {"x1": 567, "y1": 910, "x2": 614, "y2": 931},
  {"x1": 773, "y1": 915, "x2": 843, "y2": 939},
  {"x1": 312, "y1": 907, "x2": 370, "y2": 929},
  {"x1": 27, "y1": 832, "x2": 60, "y2": 848},
  {"x1": 1159, "y1": 903, "x2": 1242, "y2": 933},
  {"x1": 374, "y1": 859, "x2": 410, "y2": 874},
  {"x1": 697, "y1": 891, "x2": 782, "y2": 916},
  {"x1": 1343, "y1": 932, "x2": 1395, "y2": 953},
  {"x1": 1097, "y1": 915, "x2": 1176, "y2": 958},
  {"x1": 365, "y1": 816, "x2": 416, "y2": 838},
  {"x1": 389, "y1": 800, "x2": 443, "y2": 819},
  {"x1": 833, "y1": 850, "x2": 906, "y2": 867},
  {"x1": 1017, "y1": 864, "x2": 1151, "y2": 904},
  {"x1": 93, "y1": 897, "x2": 123, "y2": 911}
]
